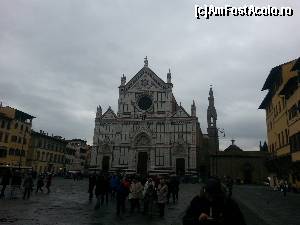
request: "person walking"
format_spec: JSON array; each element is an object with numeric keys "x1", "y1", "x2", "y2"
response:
[
  {"x1": 23, "y1": 173, "x2": 34, "y2": 200},
  {"x1": 169, "y1": 175, "x2": 180, "y2": 204},
  {"x1": 0, "y1": 168, "x2": 11, "y2": 199},
  {"x1": 225, "y1": 176, "x2": 234, "y2": 198},
  {"x1": 116, "y1": 177, "x2": 129, "y2": 216},
  {"x1": 130, "y1": 178, "x2": 143, "y2": 213},
  {"x1": 157, "y1": 178, "x2": 168, "y2": 217},
  {"x1": 94, "y1": 174, "x2": 106, "y2": 209},
  {"x1": 282, "y1": 180, "x2": 288, "y2": 197},
  {"x1": 110, "y1": 175, "x2": 119, "y2": 200},
  {"x1": 10, "y1": 170, "x2": 22, "y2": 199},
  {"x1": 182, "y1": 177, "x2": 246, "y2": 225},
  {"x1": 36, "y1": 174, "x2": 44, "y2": 193},
  {"x1": 46, "y1": 173, "x2": 52, "y2": 194},
  {"x1": 143, "y1": 178, "x2": 156, "y2": 216},
  {"x1": 103, "y1": 174, "x2": 110, "y2": 205},
  {"x1": 88, "y1": 173, "x2": 96, "y2": 200}
]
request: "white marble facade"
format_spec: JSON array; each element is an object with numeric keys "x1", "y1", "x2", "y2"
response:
[{"x1": 91, "y1": 58, "x2": 200, "y2": 175}]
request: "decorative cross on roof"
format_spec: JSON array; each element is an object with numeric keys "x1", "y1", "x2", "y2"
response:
[{"x1": 144, "y1": 56, "x2": 148, "y2": 67}]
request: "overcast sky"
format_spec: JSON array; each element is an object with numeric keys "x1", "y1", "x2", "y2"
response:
[{"x1": 0, "y1": 0, "x2": 299, "y2": 150}]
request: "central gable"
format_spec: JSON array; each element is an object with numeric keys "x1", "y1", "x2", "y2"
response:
[
  {"x1": 124, "y1": 67, "x2": 167, "y2": 92},
  {"x1": 172, "y1": 106, "x2": 190, "y2": 118},
  {"x1": 101, "y1": 107, "x2": 117, "y2": 120}
]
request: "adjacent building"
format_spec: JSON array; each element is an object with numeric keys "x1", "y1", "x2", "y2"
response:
[
  {"x1": 27, "y1": 130, "x2": 68, "y2": 173},
  {"x1": 259, "y1": 57, "x2": 300, "y2": 190},
  {"x1": 210, "y1": 140, "x2": 269, "y2": 184},
  {"x1": 0, "y1": 105, "x2": 35, "y2": 167}
]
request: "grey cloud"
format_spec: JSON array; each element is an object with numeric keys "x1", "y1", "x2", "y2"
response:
[{"x1": 0, "y1": 0, "x2": 299, "y2": 150}]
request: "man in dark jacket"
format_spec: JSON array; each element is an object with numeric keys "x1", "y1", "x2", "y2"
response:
[
  {"x1": 88, "y1": 173, "x2": 96, "y2": 200},
  {"x1": 0, "y1": 168, "x2": 11, "y2": 198},
  {"x1": 182, "y1": 178, "x2": 246, "y2": 225},
  {"x1": 23, "y1": 173, "x2": 34, "y2": 200},
  {"x1": 36, "y1": 174, "x2": 44, "y2": 193},
  {"x1": 94, "y1": 174, "x2": 106, "y2": 209},
  {"x1": 116, "y1": 177, "x2": 129, "y2": 216}
]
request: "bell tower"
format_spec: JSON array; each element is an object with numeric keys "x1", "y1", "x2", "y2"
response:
[
  {"x1": 207, "y1": 86, "x2": 217, "y2": 136},
  {"x1": 207, "y1": 86, "x2": 219, "y2": 153}
]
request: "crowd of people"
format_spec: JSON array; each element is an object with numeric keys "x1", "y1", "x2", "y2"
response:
[
  {"x1": 1, "y1": 168, "x2": 249, "y2": 224},
  {"x1": 0, "y1": 168, "x2": 53, "y2": 200},
  {"x1": 88, "y1": 173, "x2": 180, "y2": 217}
]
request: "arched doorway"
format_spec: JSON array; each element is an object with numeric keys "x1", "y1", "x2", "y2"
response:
[
  {"x1": 137, "y1": 152, "x2": 148, "y2": 176},
  {"x1": 134, "y1": 132, "x2": 151, "y2": 176},
  {"x1": 102, "y1": 156, "x2": 110, "y2": 172},
  {"x1": 176, "y1": 158, "x2": 185, "y2": 175}
]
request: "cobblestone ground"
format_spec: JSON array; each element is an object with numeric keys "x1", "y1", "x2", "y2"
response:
[
  {"x1": 1, "y1": 179, "x2": 299, "y2": 225},
  {"x1": 0, "y1": 178, "x2": 201, "y2": 225}
]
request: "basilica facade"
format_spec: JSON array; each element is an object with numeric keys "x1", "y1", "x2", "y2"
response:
[{"x1": 90, "y1": 58, "x2": 217, "y2": 176}]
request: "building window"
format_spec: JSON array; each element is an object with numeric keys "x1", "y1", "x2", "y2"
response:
[
  {"x1": 9, "y1": 148, "x2": 14, "y2": 155},
  {"x1": 1, "y1": 121, "x2": 5, "y2": 128},
  {"x1": 0, "y1": 131, "x2": 3, "y2": 142},
  {"x1": 4, "y1": 134, "x2": 8, "y2": 143},
  {"x1": 0, "y1": 148, "x2": 7, "y2": 158},
  {"x1": 15, "y1": 122, "x2": 18, "y2": 129},
  {"x1": 6, "y1": 122, "x2": 10, "y2": 130},
  {"x1": 119, "y1": 147, "x2": 128, "y2": 165},
  {"x1": 290, "y1": 132, "x2": 300, "y2": 153},
  {"x1": 281, "y1": 131, "x2": 285, "y2": 146},
  {"x1": 36, "y1": 151, "x2": 40, "y2": 160},
  {"x1": 289, "y1": 104, "x2": 298, "y2": 120},
  {"x1": 23, "y1": 138, "x2": 27, "y2": 145},
  {"x1": 155, "y1": 148, "x2": 164, "y2": 166},
  {"x1": 38, "y1": 140, "x2": 42, "y2": 148},
  {"x1": 11, "y1": 135, "x2": 17, "y2": 142}
]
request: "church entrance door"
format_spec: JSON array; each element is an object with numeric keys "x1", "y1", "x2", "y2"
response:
[
  {"x1": 102, "y1": 156, "x2": 110, "y2": 172},
  {"x1": 137, "y1": 152, "x2": 148, "y2": 176},
  {"x1": 176, "y1": 158, "x2": 185, "y2": 175},
  {"x1": 243, "y1": 162, "x2": 253, "y2": 184}
]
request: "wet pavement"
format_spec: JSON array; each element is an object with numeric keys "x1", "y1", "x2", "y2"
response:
[
  {"x1": 0, "y1": 178, "x2": 201, "y2": 225},
  {"x1": 233, "y1": 185, "x2": 300, "y2": 225},
  {"x1": 1, "y1": 179, "x2": 299, "y2": 225}
]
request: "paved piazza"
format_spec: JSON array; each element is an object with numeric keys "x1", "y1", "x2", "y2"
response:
[{"x1": 0, "y1": 178, "x2": 300, "y2": 225}]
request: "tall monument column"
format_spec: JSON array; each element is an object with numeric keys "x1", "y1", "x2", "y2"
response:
[{"x1": 207, "y1": 86, "x2": 219, "y2": 176}]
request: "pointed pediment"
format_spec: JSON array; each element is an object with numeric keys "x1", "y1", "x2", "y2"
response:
[
  {"x1": 124, "y1": 67, "x2": 168, "y2": 92},
  {"x1": 172, "y1": 106, "x2": 190, "y2": 118},
  {"x1": 101, "y1": 107, "x2": 117, "y2": 120}
]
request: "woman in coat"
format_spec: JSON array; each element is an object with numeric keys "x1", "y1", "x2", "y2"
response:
[
  {"x1": 129, "y1": 178, "x2": 143, "y2": 213},
  {"x1": 157, "y1": 178, "x2": 168, "y2": 217}
]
